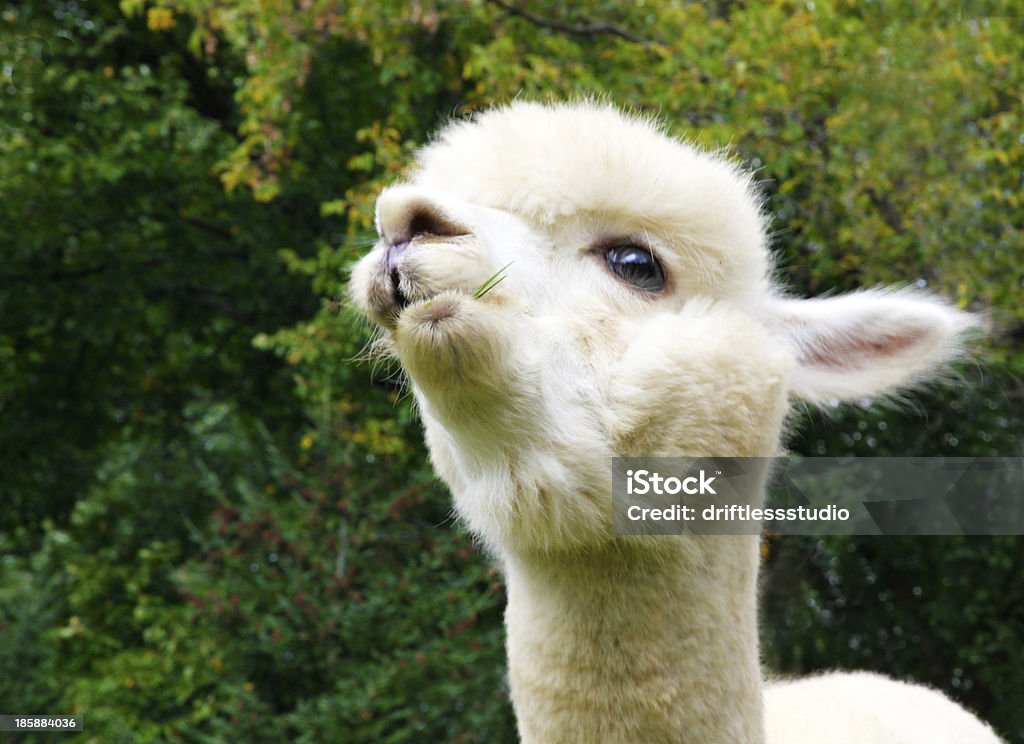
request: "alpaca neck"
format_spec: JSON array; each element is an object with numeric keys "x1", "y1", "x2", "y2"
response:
[{"x1": 502, "y1": 537, "x2": 764, "y2": 744}]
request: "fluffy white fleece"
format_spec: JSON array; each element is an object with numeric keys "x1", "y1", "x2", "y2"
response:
[{"x1": 349, "y1": 101, "x2": 1000, "y2": 743}]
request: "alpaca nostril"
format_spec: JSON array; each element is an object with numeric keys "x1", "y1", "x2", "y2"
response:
[
  {"x1": 376, "y1": 187, "x2": 471, "y2": 250},
  {"x1": 407, "y1": 207, "x2": 467, "y2": 240}
]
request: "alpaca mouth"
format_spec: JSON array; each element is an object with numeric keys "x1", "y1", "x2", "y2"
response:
[
  {"x1": 377, "y1": 263, "x2": 459, "y2": 329},
  {"x1": 387, "y1": 265, "x2": 444, "y2": 314},
  {"x1": 369, "y1": 235, "x2": 490, "y2": 329},
  {"x1": 390, "y1": 268, "x2": 411, "y2": 312}
]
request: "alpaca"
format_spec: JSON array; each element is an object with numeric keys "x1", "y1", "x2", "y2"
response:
[{"x1": 349, "y1": 101, "x2": 1003, "y2": 744}]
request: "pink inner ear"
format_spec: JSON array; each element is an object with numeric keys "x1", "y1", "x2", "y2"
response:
[
  {"x1": 773, "y1": 291, "x2": 974, "y2": 401},
  {"x1": 800, "y1": 328, "x2": 926, "y2": 371}
]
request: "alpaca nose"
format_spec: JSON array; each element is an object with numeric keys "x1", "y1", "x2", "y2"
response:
[
  {"x1": 376, "y1": 188, "x2": 471, "y2": 311},
  {"x1": 376, "y1": 187, "x2": 470, "y2": 250}
]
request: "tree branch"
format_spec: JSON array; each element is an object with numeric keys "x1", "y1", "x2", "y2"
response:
[
  {"x1": 865, "y1": 187, "x2": 907, "y2": 235},
  {"x1": 485, "y1": 0, "x2": 664, "y2": 48}
]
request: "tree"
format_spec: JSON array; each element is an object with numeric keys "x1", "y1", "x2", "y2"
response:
[{"x1": 0, "y1": 0, "x2": 318, "y2": 535}]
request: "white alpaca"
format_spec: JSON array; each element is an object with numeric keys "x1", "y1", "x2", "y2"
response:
[{"x1": 350, "y1": 101, "x2": 1002, "y2": 744}]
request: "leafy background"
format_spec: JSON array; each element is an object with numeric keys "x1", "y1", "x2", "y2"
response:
[{"x1": 1, "y1": 0, "x2": 1022, "y2": 741}]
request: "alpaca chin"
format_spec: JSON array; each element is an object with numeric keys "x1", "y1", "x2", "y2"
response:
[{"x1": 395, "y1": 295, "x2": 524, "y2": 424}]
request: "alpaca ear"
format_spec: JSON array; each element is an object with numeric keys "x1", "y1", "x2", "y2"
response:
[{"x1": 766, "y1": 289, "x2": 978, "y2": 403}]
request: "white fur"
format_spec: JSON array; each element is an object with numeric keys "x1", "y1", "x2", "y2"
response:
[
  {"x1": 765, "y1": 672, "x2": 1002, "y2": 744},
  {"x1": 349, "y1": 101, "x2": 998, "y2": 743}
]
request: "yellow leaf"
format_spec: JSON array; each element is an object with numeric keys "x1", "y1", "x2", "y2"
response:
[{"x1": 146, "y1": 7, "x2": 176, "y2": 31}]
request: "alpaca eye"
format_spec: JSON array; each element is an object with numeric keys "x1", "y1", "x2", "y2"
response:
[{"x1": 604, "y1": 245, "x2": 665, "y2": 291}]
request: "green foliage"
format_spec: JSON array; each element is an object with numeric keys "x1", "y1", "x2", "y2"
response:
[
  {"x1": 0, "y1": 0, "x2": 317, "y2": 532},
  {"x1": 1, "y1": 400, "x2": 512, "y2": 742},
  {"x1": 3, "y1": 0, "x2": 1022, "y2": 741}
]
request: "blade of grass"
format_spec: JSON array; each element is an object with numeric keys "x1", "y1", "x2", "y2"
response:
[{"x1": 473, "y1": 261, "x2": 514, "y2": 299}]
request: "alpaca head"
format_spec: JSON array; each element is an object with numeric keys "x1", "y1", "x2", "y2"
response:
[{"x1": 350, "y1": 101, "x2": 974, "y2": 556}]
